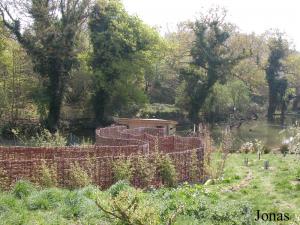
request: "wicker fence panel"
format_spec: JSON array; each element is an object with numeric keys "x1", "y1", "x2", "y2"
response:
[{"x1": 0, "y1": 125, "x2": 205, "y2": 188}]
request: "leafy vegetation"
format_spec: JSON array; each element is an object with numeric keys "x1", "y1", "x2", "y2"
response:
[
  {"x1": 0, "y1": 153, "x2": 299, "y2": 224},
  {"x1": 0, "y1": 0, "x2": 299, "y2": 133},
  {"x1": 0, "y1": 1, "x2": 300, "y2": 224}
]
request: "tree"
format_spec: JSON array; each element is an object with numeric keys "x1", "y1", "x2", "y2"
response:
[
  {"x1": 89, "y1": 0, "x2": 162, "y2": 124},
  {"x1": 180, "y1": 9, "x2": 248, "y2": 125},
  {"x1": 265, "y1": 34, "x2": 289, "y2": 122},
  {"x1": 0, "y1": 24, "x2": 38, "y2": 123},
  {"x1": 0, "y1": 0, "x2": 91, "y2": 132}
]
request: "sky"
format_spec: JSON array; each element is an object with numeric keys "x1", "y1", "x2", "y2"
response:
[{"x1": 122, "y1": 0, "x2": 300, "y2": 50}]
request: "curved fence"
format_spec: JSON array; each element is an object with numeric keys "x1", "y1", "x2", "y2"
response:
[{"x1": 0, "y1": 125, "x2": 204, "y2": 188}]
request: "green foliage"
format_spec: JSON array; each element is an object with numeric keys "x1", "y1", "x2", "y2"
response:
[
  {"x1": 132, "y1": 156, "x2": 156, "y2": 188},
  {"x1": 265, "y1": 34, "x2": 290, "y2": 121},
  {"x1": 138, "y1": 103, "x2": 184, "y2": 120},
  {"x1": 96, "y1": 188, "x2": 161, "y2": 225},
  {"x1": 37, "y1": 161, "x2": 58, "y2": 188},
  {"x1": 12, "y1": 128, "x2": 67, "y2": 147},
  {"x1": 61, "y1": 191, "x2": 93, "y2": 219},
  {"x1": 262, "y1": 145, "x2": 271, "y2": 154},
  {"x1": 0, "y1": 154, "x2": 299, "y2": 224},
  {"x1": 0, "y1": 88, "x2": 9, "y2": 119},
  {"x1": 112, "y1": 158, "x2": 133, "y2": 182},
  {"x1": 108, "y1": 180, "x2": 133, "y2": 197},
  {"x1": 89, "y1": 0, "x2": 163, "y2": 123},
  {"x1": 156, "y1": 154, "x2": 177, "y2": 187},
  {"x1": 0, "y1": 0, "x2": 91, "y2": 131},
  {"x1": 68, "y1": 162, "x2": 92, "y2": 189},
  {"x1": 180, "y1": 9, "x2": 248, "y2": 124},
  {"x1": 13, "y1": 180, "x2": 35, "y2": 199},
  {"x1": 279, "y1": 144, "x2": 289, "y2": 155},
  {"x1": 208, "y1": 201, "x2": 252, "y2": 224},
  {"x1": 282, "y1": 123, "x2": 300, "y2": 154},
  {"x1": 27, "y1": 188, "x2": 65, "y2": 210}
]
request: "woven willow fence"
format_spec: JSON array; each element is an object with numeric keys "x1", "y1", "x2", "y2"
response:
[{"x1": 0, "y1": 126, "x2": 204, "y2": 188}]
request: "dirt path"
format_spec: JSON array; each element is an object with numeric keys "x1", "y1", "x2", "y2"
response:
[{"x1": 222, "y1": 169, "x2": 253, "y2": 193}]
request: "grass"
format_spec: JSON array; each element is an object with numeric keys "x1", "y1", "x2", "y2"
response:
[
  {"x1": 208, "y1": 153, "x2": 300, "y2": 223},
  {"x1": 0, "y1": 153, "x2": 299, "y2": 224}
]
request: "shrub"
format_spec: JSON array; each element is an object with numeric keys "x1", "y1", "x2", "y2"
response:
[
  {"x1": 27, "y1": 188, "x2": 65, "y2": 210},
  {"x1": 263, "y1": 145, "x2": 271, "y2": 154},
  {"x1": 108, "y1": 180, "x2": 133, "y2": 197},
  {"x1": 12, "y1": 128, "x2": 67, "y2": 147},
  {"x1": 239, "y1": 142, "x2": 254, "y2": 154},
  {"x1": 68, "y1": 162, "x2": 92, "y2": 189},
  {"x1": 37, "y1": 161, "x2": 58, "y2": 188},
  {"x1": 157, "y1": 154, "x2": 177, "y2": 187},
  {"x1": 205, "y1": 147, "x2": 229, "y2": 181},
  {"x1": 78, "y1": 185, "x2": 102, "y2": 201},
  {"x1": 61, "y1": 191, "x2": 90, "y2": 219},
  {"x1": 209, "y1": 201, "x2": 252, "y2": 224},
  {"x1": 279, "y1": 144, "x2": 289, "y2": 155},
  {"x1": 96, "y1": 189, "x2": 161, "y2": 225},
  {"x1": 132, "y1": 156, "x2": 156, "y2": 188},
  {"x1": 13, "y1": 180, "x2": 35, "y2": 199},
  {"x1": 112, "y1": 157, "x2": 133, "y2": 182}
]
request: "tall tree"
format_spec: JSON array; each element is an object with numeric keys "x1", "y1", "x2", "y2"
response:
[
  {"x1": 180, "y1": 9, "x2": 248, "y2": 125},
  {"x1": 0, "y1": 0, "x2": 91, "y2": 132},
  {"x1": 265, "y1": 34, "x2": 289, "y2": 122},
  {"x1": 89, "y1": 0, "x2": 162, "y2": 125}
]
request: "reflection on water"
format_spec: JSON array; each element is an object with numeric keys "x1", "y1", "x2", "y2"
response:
[
  {"x1": 178, "y1": 115, "x2": 300, "y2": 149},
  {"x1": 211, "y1": 120, "x2": 285, "y2": 149}
]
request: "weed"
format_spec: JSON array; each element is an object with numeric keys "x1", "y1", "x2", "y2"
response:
[
  {"x1": 37, "y1": 161, "x2": 58, "y2": 188},
  {"x1": 68, "y1": 162, "x2": 92, "y2": 189},
  {"x1": 13, "y1": 180, "x2": 35, "y2": 199},
  {"x1": 156, "y1": 154, "x2": 177, "y2": 187},
  {"x1": 112, "y1": 157, "x2": 133, "y2": 182},
  {"x1": 132, "y1": 155, "x2": 156, "y2": 188}
]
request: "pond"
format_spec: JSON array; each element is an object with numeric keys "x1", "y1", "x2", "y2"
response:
[{"x1": 177, "y1": 114, "x2": 300, "y2": 150}]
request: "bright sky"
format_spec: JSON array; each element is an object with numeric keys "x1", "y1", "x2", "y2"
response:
[{"x1": 123, "y1": 0, "x2": 300, "y2": 50}]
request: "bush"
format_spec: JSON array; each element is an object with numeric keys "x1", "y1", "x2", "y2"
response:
[
  {"x1": 132, "y1": 156, "x2": 156, "y2": 188},
  {"x1": 13, "y1": 180, "x2": 35, "y2": 199},
  {"x1": 156, "y1": 154, "x2": 177, "y2": 187},
  {"x1": 112, "y1": 157, "x2": 133, "y2": 182},
  {"x1": 263, "y1": 145, "x2": 271, "y2": 154},
  {"x1": 108, "y1": 180, "x2": 133, "y2": 197},
  {"x1": 61, "y1": 191, "x2": 95, "y2": 219},
  {"x1": 68, "y1": 162, "x2": 92, "y2": 189},
  {"x1": 279, "y1": 144, "x2": 289, "y2": 155},
  {"x1": 37, "y1": 161, "x2": 58, "y2": 188},
  {"x1": 27, "y1": 188, "x2": 65, "y2": 210},
  {"x1": 239, "y1": 142, "x2": 254, "y2": 154},
  {"x1": 12, "y1": 128, "x2": 67, "y2": 147},
  {"x1": 96, "y1": 189, "x2": 161, "y2": 225},
  {"x1": 78, "y1": 185, "x2": 103, "y2": 201},
  {"x1": 208, "y1": 201, "x2": 252, "y2": 224}
]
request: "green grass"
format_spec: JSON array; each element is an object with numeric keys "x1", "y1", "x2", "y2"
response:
[
  {"x1": 0, "y1": 154, "x2": 299, "y2": 224},
  {"x1": 207, "y1": 153, "x2": 300, "y2": 224}
]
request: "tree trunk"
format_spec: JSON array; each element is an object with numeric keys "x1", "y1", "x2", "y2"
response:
[
  {"x1": 46, "y1": 74, "x2": 66, "y2": 133},
  {"x1": 189, "y1": 81, "x2": 212, "y2": 125},
  {"x1": 93, "y1": 88, "x2": 109, "y2": 126},
  {"x1": 280, "y1": 102, "x2": 286, "y2": 126},
  {"x1": 267, "y1": 86, "x2": 277, "y2": 122}
]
